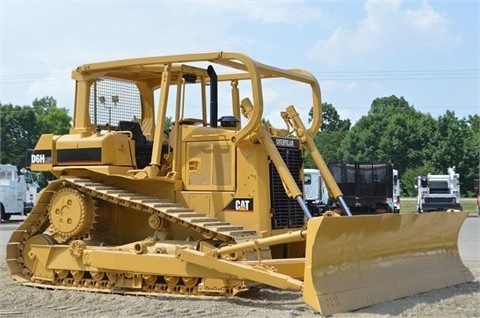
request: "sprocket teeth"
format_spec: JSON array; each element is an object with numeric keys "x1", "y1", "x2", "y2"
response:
[{"x1": 47, "y1": 187, "x2": 95, "y2": 241}]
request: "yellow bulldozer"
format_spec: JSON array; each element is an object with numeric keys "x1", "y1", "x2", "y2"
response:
[{"x1": 7, "y1": 52, "x2": 473, "y2": 315}]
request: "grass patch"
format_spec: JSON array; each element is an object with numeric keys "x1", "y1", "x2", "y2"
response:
[{"x1": 400, "y1": 198, "x2": 477, "y2": 213}]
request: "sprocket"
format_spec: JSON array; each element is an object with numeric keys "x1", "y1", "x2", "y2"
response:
[{"x1": 48, "y1": 187, "x2": 95, "y2": 242}]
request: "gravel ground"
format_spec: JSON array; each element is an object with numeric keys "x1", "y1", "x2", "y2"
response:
[
  {"x1": 1, "y1": 216, "x2": 478, "y2": 317},
  {"x1": 0, "y1": 260, "x2": 478, "y2": 318}
]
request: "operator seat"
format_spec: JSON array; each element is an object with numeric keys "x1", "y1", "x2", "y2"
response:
[{"x1": 118, "y1": 121, "x2": 152, "y2": 169}]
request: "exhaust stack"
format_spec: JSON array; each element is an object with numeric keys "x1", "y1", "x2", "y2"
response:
[{"x1": 207, "y1": 65, "x2": 218, "y2": 128}]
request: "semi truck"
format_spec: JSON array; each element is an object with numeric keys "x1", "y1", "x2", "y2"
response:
[
  {"x1": 416, "y1": 167, "x2": 462, "y2": 213},
  {"x1": 304, "y1": 163, "x2": 400, "y2": 215},
  {"x1": 0, "y1": 164, "x2": 40, "y2": 221}
]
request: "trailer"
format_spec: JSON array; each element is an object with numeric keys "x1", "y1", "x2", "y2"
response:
[{"x1": 327, "y1": 162, "x2": 400, "y2": 214}]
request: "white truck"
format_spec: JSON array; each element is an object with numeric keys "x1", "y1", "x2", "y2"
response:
[
  {"x1": 0, "y1": 164, "x2": 40, "y2": 221},
  {"x1": 304, "y1": 163, "x2": 401, "y2": 215},
  {"x1": 303, "y1": 168, "x2": 330, "y2": 216},
  {"x1": 415, "y1": 167, "x2": 462, "y2": 213}
]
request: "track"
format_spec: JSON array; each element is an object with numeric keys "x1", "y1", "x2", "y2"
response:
[{"x1": 6, "y1": 176, "x2": 260, "y2": 296}]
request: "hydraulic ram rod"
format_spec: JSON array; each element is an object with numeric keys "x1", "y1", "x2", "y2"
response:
[{"x1": 212, "y1": 230, "x2": 307, "y2": 258}]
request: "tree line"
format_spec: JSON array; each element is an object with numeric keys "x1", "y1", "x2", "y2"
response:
[
  {"x1": 305, "y1": 95, "x2": 479, "y2": 197},
  {"x1": 1, "y1": 95, "x2": 479, "y2": 197},
  {"x1": 0, "y1": 97, "x2": 71, "y2": 186}
]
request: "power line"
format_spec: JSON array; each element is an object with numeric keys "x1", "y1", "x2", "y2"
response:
[
  {"x1": 0, "y1": 73, "x2": 69, "y2": 84},
  {"x1": 317, "y1": 69, "x2": 479, "y2": 74},
  {"x1": 313, "y1": 69, "x2": 479, "y2": 81},
  {"x1": 1, "y1": 69, "x2": 478, "y2": 83}
]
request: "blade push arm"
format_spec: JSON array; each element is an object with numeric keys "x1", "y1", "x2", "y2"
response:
[
  {"x1": 284, "y1": 105, "x2": 352, "y2": 216},
  {"x1": 240, "y1": 98, "x2": 313, "y2": 219}
]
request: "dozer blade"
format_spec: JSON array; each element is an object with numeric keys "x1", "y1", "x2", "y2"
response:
[{"x1": 303, "y1": 212, "x2": 474, "y2": 316}]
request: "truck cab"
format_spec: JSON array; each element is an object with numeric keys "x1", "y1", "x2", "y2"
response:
[
  {"x1": 0, "y1": 165, "x2": 39, "y2": 221},
  {"x1": 303, "y1": 169, "x2": 329, "y2": 216}
]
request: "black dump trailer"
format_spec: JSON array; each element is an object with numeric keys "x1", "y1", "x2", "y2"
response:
[{"x1": 327, "y1": 162, "x2": 396, "y2": 215}]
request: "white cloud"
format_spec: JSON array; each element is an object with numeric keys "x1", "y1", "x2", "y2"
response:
[
  {"x1": 309, "y1": 0, "x2": 462, "y2": 67},
  {"x1": 321, "y1": 80, "x2": 360, "y2": 97},
  {"x1": 405, "y1": 2, "x2": 463, "y2": 47},
  {"x1": 344, "y1": 81, "x2": 360, "y2": 93},
  {"x1": 219, "y1": 1, "x2": 321, "y2": 25},
  {"x1": 26, "y1": 68, "x2": 74, "y2": 114},
  {"x1": 1, "y1": 0, "x2": 476, "y2": 124}
]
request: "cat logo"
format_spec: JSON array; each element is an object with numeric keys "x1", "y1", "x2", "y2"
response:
[
  {"x1": 224, "y1": 198, "x2": 254, "y2": 212},
  {"x1": 235, "y1": 200, "x2": 251, "y2": 211}
]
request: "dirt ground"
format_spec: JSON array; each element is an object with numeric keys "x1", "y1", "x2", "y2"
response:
[
  {"x1": 0, "y1": 260, "x2": 478, "y2": 318},
  {"x1": 1, "y1": 216, "x2": 478, "y2": 317}
]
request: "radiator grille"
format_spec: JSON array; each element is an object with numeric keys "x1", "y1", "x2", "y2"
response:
[{"x1": 270, "y1": 140, "x2": 305, "y2": 229}]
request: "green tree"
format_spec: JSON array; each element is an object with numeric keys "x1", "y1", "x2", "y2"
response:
[
  {"x1": 339, "y1": 96, "x2": 436, "y2": 176},
  {"x1": 32, "y1": 97, "x2": 71, "y2": 135},
  {"x1": 31, "y1": 97, "x2": 71, "y2": 187},
  {"x1": 0, "y1": 104, "x2": 39, "y2": 166},
  {"x1": 261, "y1": 118, "x2": 272, "y2": 127},
  {"x1": 401, "y1": 166, "x2": 442, "y2": 197},
  {"x1": 430, "y1": 111, "x2": 465, "y2": 169},
  {"x1": 456, "y1": 114, "x2": 480, "y2": 196},
  {"x1": 305, "y1": 102, "x2": 351, "y2": 167},
  {"x1": 338, "y1": 96, "x2": 478, "y2": 196},
  {"x1": 0, "y1": 97, "x2": 71, "y2": 169},
  {"x1": 369, "y1": 95, "x2": 410, "y2": 113},
  {"x1": 308, "y1": 102, "x2": 351, "y2": 132}
]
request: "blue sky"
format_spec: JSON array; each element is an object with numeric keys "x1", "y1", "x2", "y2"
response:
[{"x1": 0, "y1": 0, "x2": 478, "y2": 126}]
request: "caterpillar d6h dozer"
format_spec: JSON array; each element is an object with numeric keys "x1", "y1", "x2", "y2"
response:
[{"x1": 7, "y1": 52, "x2": 473, "y2": 315}]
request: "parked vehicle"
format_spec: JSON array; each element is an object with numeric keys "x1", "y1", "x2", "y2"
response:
[
  {"x1": 0, "y1": 164, "x2": 39, "y2": 221},
  {"x1": 477, "y1": 194, "x2": 480, "y2": 215},
  {"x1": 415, "y1": 167, "x2": 462, "y2": 213},
  {"x1": 326, "y1": 163, "x2": 400, "y2": 214},
  {"x1": 475, "y1": 179, "x2": 480, "y2": 215},
  {"x1": 303, "y1": 168, "x2": 329, "y2": 216}
]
